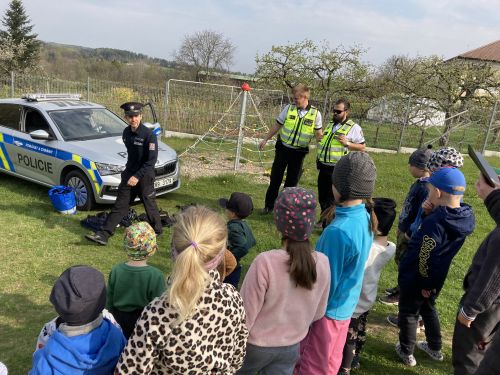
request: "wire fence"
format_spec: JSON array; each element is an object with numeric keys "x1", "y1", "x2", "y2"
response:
[{"x1": 0, "y1": 73, "x2": 498, "y2": 155}]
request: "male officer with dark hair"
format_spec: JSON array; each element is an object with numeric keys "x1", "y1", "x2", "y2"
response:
[{"x1": 85, "y1": 102, "x2": 162, "y2": 245}]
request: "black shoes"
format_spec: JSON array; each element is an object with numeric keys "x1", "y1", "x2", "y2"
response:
[{"x1": 85, "y1": 231, "x2": 108, "y2": 245}]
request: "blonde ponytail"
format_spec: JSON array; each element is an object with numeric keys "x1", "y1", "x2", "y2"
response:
[{"x1": 169, "y1": 206, "x2": 227, "y2": 322}]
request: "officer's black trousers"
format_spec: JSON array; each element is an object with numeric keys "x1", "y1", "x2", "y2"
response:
[
  {"x1": 317, "y1": 161, "x2": 335, "y2": 213},
  {"x1": 102, "y1": 172, "x2": 162, "y2": 237},
  {"x1": 264, "y1": 143, "x2": 306, "y2": 210}
]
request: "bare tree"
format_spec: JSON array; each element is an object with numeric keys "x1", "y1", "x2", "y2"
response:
[{"x1": 174, "y1": 30, "x2": 235, "y2": 80}]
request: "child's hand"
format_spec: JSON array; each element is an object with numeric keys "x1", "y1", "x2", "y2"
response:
[
  {"x1": 457, "y1": 311, "x2": 472, "y2": 328},
  {"x1": 422, "y1": 199, "x2": 434, "y2": 215}
]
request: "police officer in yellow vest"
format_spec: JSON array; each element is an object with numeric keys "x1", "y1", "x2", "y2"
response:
[
  {"x1": 317, "y1": 98, "x2": 366, "y2": 214},
  {"x1": 259, "y1": 84, "x2": 323, "y2": 213}
]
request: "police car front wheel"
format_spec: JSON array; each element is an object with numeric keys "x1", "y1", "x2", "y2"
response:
[{"x1": 64, "y1": 170, "x2": 95, "y2": 211}]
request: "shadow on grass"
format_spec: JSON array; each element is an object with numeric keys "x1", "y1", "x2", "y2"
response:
[{"x1": 0, "y1": 292, "x2": 54, "y2": 374}]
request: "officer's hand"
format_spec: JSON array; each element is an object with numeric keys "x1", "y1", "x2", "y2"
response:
[
  {"x1": 457, "y1": 312, "x2": 472, "y2": 328},
  {"x1": 259, "y1": 139, "x2": 267, "y2": 151},
  {"x1": 127, "y1": 176, "x2": 139, "y2": 186},
  {"x1": 336, "y1": 135, "x2": 348, "y2": 146},
  {"x1": 475, "y1": 173, "x2": 500, "y2": 201}
]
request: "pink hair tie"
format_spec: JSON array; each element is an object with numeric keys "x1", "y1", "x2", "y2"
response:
[
  {"x1": 204, "y1": 248, "x2": 225, "y2": 271},
  {"x1": 191, "y1": 241, "x2": 198, "y2": 248}
]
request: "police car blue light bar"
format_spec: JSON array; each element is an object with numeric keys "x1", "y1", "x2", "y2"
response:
[{"x1": 22, "y1": 93, "x2": 82, "y2": 102}]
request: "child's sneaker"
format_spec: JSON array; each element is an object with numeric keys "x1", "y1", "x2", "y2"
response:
[
  {"x1": 379, "y1": 292, "x2": 399, "y2": 305},
  {"x1": 386, "y1": 314, "x2": 399, "y2": 328},
  {"x1": 385, "y1": 285, "x2": 399, "y2": 295},
  {"x1": 416, "y1": 341, "x2": 443, "y2": 361},
  {"x1": 395, "y1": 342, "x2": 417, "y2": 367}
]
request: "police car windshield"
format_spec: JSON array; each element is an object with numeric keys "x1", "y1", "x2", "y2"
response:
[{"x1": 49, "y1": 108, "x2": 126, "y2": 141}]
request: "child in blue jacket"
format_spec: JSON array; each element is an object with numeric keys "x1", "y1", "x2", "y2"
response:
[
  {"x1": 295, "y1": 152, "x2": 377, "y2": 375},
  {"x1": 396, "y1": 168, "x2": 475, "y2": 367},
  {"x1": 30, "y1": 266, "x2": 126, "y2": 375}
]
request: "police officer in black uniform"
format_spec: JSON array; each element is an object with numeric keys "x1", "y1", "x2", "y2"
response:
[{"x1": 85, "y1": 102, "x2": 162, "y2": 245}]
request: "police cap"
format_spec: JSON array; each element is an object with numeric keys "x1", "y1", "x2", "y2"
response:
[{"x1": 120, "y1": 102, "x2": 144, "y2": 116}]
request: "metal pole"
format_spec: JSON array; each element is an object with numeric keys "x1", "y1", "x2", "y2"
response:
[
  {"x1": 234, "y1": 89, "x2": 248, "y2": 171},
  {"x1": 398, "y1": 96, "x2": 412, "y2": 153},
  {"x1": 10, "y1": 71, "x2": 14, "y2": 97},
  {"x1": 164, "y1": 80, "x2": 171, "y2": 136},
  {"x1": 87, "y1": 77, "x2": 90, "y2": 101},
  {"x1": 482, "y1": 101, "x2": 498, "y2": 154}
]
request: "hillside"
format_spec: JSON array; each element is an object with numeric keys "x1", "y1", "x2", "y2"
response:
[{"x1": 38, "y1": 41, "x2": 192, "y2": 86}]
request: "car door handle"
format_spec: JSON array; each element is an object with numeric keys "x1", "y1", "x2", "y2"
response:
[{"x1": 14, "y1": 140, "x2": 23, "y2": 146}]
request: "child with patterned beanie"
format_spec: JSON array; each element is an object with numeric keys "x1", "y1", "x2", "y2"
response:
[
  {"x1": 295, "y1": 152, "x2": 377, "y2": 375},
  {"x1": 29, "y1": 266, "x2": 126, "y2": 375},
  {"x1": 106, "y1": 221, "x2": 165, "y2": 339},
  {"x1": 396, "y1": 167, "x2": 475, "y2": 367},
  {"x1": 237, "y1": 187, "x2": 330, "y2": 375}
]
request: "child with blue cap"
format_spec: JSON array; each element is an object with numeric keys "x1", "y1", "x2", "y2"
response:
[{"x1": 396, "y1": 167, "x2": 476, "y2": 367}]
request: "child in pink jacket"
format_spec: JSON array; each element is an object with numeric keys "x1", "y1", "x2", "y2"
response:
[{"x1": 237, "y1": 187, "x2": 331, "y2": 375}]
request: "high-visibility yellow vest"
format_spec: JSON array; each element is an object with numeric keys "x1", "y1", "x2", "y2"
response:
[
  {"x1": 279, "y1": 105, "x2": 318, "y2": 148},
  {"x1": 317, "y1": 119, "x2": 356, "y2": 165}
]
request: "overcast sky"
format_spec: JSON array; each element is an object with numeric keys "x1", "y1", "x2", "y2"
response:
[{"x1": 2, "y1": 0, "x2": 499, "y2": 73}]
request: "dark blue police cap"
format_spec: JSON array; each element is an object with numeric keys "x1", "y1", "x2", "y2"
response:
[{"x1": 120, "y1": 102, "x2": 144, "y2": 116}]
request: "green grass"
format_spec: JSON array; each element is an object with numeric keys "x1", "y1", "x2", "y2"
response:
[{"x1": 0, "y1": 136, "x2": 498, "y2": 374}]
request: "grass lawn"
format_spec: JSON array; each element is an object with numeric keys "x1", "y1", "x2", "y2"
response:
[{"x1": 0, "y1": 136, "x2": 498, "y2": 374}]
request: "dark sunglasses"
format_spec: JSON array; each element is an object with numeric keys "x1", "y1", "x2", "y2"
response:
[{"x1": 333, "y1": 109, "x2": 345, "y2": 114}]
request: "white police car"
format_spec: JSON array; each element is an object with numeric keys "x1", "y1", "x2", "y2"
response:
[{"x1": 0, "y1": 94, "x2": 180, "y2": 210}]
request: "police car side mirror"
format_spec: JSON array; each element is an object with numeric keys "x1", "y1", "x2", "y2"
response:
[
  {"x1": 143, "y1": 122, "x2": 162, "y2": 136},
  {"x1": 29, "y1": 130, "x2": 55, "y2": 141}
]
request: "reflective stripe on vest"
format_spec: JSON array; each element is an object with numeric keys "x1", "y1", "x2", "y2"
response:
[
  {"x1": 317, "y1": 119, "x2": 356, "y2": 165},
  {"x1": 279, "y1": 105, "x2": 318, "y2": 148}
]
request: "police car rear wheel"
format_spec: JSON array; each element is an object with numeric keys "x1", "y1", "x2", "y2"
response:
[{"x1": 64, "y1": 170, "x2": 95, "y2": 211}]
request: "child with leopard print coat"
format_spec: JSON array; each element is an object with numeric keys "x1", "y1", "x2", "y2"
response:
[{"x1": 115, "y1": 205, "x2": 248, "y2": 375}]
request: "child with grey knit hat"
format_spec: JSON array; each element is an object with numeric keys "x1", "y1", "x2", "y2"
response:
[
  {"x1": 30, "y1": 266, "x2": 126, "y2": 375},
  {"x1": 295, "y1": 152, "x2": 377, "y2": 375}
]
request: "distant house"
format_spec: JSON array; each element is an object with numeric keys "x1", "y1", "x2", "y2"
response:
[
  {"x1": 448, "y1": 39, "x2": 500, "y2": 70},
  {"x1": 367, "y1": 96, "x2": 445, "y2": 127}
]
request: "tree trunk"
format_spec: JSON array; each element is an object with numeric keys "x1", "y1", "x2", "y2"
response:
[{"x1": 439, "y1": 111, "x2": 452, "y2": 146}]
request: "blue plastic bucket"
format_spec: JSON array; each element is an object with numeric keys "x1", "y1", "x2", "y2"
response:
[{"x1": 49, "y1": 185, "x2": 77, "y2": 214}]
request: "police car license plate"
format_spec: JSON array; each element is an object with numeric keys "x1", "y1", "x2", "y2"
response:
[{"x1": 154, "y1": 177, "x2": 174, "y2": 189}]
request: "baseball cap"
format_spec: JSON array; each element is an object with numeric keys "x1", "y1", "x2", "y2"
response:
[
  {"x1": 218, "y1": 192, "x2": 253, "y2": 218},
  {"x1": 428, "y1": 167, "x2": 466, "y2": 195}
]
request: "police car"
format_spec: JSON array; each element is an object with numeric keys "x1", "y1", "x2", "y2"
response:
[{"x1": 0, "y1": 94, "x2": 180, "y2": 210}]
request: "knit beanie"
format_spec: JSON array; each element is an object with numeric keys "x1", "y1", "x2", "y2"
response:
[
  {"x1": 332, "y1": 152, "x2": 377, "y2": 201},
  {"x1": 124, "y1": 221, "x2": 158, "y2": 261},
  {"x1": 274, "y1": 187, "x2": 317, "y2": 241},
  {"x1": 50, "y1": 266, "x2": 106, "y2": 326},
  {"x1": 373, "y1": 197, "x2": 397, "y2": 236},
  {"x1": 409, "y1": 145, "x2": 433, "y2": 170},
  {"x1": 426, "y1": 147, "x2": 464, "y2": 172}
]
